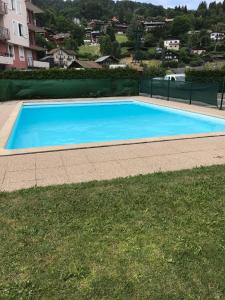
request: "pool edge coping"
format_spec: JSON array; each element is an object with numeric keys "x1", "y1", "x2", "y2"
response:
[{"x1": 1, "y1": 97, "x2": 225, "y2": 156}]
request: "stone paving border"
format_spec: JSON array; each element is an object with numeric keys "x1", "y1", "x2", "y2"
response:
[{"x1": 0, "y1": 96, "x2": 225, "y2": 191}]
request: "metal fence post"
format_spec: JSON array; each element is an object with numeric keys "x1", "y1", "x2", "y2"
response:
[
  {"x1": 220, "y1": 77, "x2": 225, "y2": 110},
  {"x1": 189, "y1": 82, "x2": 193, "y2": 105},
  {"x1": 167, "y1": 79, "x2": 170, "y2": 101},
  {"x1": 150, "y1": 78, "x2": 153, "y2": 97}
]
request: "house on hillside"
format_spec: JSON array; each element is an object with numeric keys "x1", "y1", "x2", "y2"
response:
[
  {"x1": 210, "y1": 32, "x2": 225, "y2": 41},
  {"x1": 114, "y1": 24, "x2": 128, "y2": 34},
  {"x1": 48, "y1": 48, "x2": 76, "y2": 67},
  {"x1": 91, "y1": 31, "x2": 102, "y2": 43},
  {"x1": 191, "y1": 49, "x2": 206, "y2": 55},
  {"x1": 50, "y1": 33, "x2": 71, "y2": 46},
  {"x1": 68, "y1": 59, "x2": 102, "y2": 69},
  {"x1": 85, "y1": 29, "x2": 102, "y2": 44},
  {"x1": 88, "y1": 19, "x2": 105, "y2": 31},
  {"x1": 95, "y1": 56, "x2": 119, "y2": 68},
  {"x1": 164, "y1": 39, "x2": 180, "y2": 51},
  {"x1": 165, "y1": 18, "x2": 174, "y2": 23},
  {"x1": 163, "y1": 50, "x2": 179, "y2": 62},
  {"x1": 143, "y1": 21, "x2": 165, "y2": 32}
]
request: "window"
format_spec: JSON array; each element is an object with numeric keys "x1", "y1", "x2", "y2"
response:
[
  {"x1": 19, "y1": 46, "x2": 25, "y2": 61},
  {"x1": 16, "y1": 0, "x2": 22, "y2": 15},
  {"x1": 18, "y1": 23, "x2": 23, "y2": 36},
  {"x1": 11, "y1": 0, "x2": 16, "y2": 10},
  {"x1": 8, "y1": 45, "x2": 15, "y2": 59},
  {"x1": 12, "y1": 21, "x2": 24, "y2": 37}
]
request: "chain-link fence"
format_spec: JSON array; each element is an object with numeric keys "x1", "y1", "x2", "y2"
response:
[
  {"x1": 140, "y1": 79, "x2": 221, "y2": 109},
  {"x1": 0, "y1": 79, "x2": 139, "y2": 101}
]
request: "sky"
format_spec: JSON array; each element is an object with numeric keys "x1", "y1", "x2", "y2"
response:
[{"x1": 138, "y1": 0, "x2": 222, "y2": 9}]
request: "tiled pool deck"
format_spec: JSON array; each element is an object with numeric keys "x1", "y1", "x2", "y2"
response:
[{"x1": 1, "y1": 96, "x2": 225, "y2": 192}]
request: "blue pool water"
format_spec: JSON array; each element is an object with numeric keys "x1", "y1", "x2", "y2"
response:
[{"x1": 6, "y1": 100, "x2": 225, "y2": 150}]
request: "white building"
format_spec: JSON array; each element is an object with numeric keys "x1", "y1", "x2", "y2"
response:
[
  {"x1": 210, "y1": 32, "x2": 225, "y2": 41},
  {"x1": 0, "y1": 0, "x2": 49, "y2": 70},
  {"x1": 191, "y1": 49, "x2": 206, "y2": 55},
  {"x1": 164, "y1": 39, "x2": 180, "y2": 51},
  {"x1": 48, "y1": 48, "x2": 76, "y2": 67}
]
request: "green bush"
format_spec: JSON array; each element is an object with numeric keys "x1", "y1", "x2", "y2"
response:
[
  {"x1": 189, "y1": 58, "x2": 204, "y2": 67},
  {"x1": 0, "y1": 67, "x2": 166, "y2": 81},
  {"x1": 0, "y1": 68, "x2": 141, "y2": 80},
  {"x1": 186, "y1": 69, "x2": 225, "y2": 83},
  {"x1": 162, "y1": 61, "x2": 179, "y2": 68},
  {"x1": 185, "y1": 68, "x2": 225, "y2": 92},
  {"x1": 143, "y1": 65, "x2": 165, "y2": 78}
]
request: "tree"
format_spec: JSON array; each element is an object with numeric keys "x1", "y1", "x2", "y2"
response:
[
  {"x1": 197, "y1": 1, "x2": 208, "y2": 16},
  {"x1": 100, "y1": 35, "x2": 121, "y2": 58},
  {"x1": 64, "y1": 38, "x2": 78, "y2": 50},
  {"x1": 171, "y1": 16, "x2": 192, "y2": 37},
  {"x1": 70, "y1": 24, "x2": 85, "y2": 46},
  {"x1": 106, "y1": 25, "x2": 116, "y2": 42},
  {"x1": 111, "y1": 40, "x2": 121, "y2": 58},
  {"x1": 99, "y1": 35, "x2": 112, "y2": 56},
  {"x1": 144, "y1": 33, "x2": 156, "y2": 48},
  {"x1": 35, "y1": 33, "x2": 54, "y2": 50},
  {"x1": 179, "y1": 47, "x2": 190, "y2": 64},
  {"x1": 127, "y1": 18, "x2": 144, "y2": 42},
  {"x1": 212, "y1": 22, "x2": 225, "y2": 32}
]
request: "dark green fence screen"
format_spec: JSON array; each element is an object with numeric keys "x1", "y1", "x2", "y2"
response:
[
  {"x1": 140, "y1": 79, "x2": 219, "y2": 107},
  {"x1": 0, "y1": 79, "x2": 139, "y2": 101}
]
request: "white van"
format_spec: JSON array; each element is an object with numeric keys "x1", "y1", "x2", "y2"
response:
[{"x1": 164, "y1": 74, "x2": 185, "y2": 82}]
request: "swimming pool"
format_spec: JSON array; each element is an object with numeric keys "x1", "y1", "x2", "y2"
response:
[{"x1": 6, "y1": 100, "x2": 225, "y2": 150}]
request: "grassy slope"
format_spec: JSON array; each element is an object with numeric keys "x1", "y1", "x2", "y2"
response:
[
  {"x1": 142, "y1": 59, "x2": 161, "y2": 67},
  {"x1": 78, "y1": 44, "x2": 100, "y2": 57},
  {"x1": 116, "y1": 34, "x2": 128, "y2": 44},
  {"x1": 0, "y1": 165, "x2": 225, "y2": 299}
]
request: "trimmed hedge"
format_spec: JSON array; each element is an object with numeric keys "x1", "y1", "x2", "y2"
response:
[
  {"x1": 0, "y1": 68, "x2": 166, "y2": 101},
  {"x1": 0, "y1": 67, "x2": 165, "y2": 80},
  {"x1": 0, "y1": 68, "x2": 141, "y2": 80},
  {"x1": 186, "y1": 69, "x2": 225, "y2": 84}
]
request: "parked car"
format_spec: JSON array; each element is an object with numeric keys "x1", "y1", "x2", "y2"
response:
[
  {"x1": 164, "y1": 74, "x2": 185, "y2": 81},
  {"x1": 153, "y1": 74, "x2": 186, "y2": 82}
]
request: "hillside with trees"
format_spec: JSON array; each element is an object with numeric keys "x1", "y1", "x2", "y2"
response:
[{"x1": 33, "y1": 0, "x2": 225, "y2": 71}]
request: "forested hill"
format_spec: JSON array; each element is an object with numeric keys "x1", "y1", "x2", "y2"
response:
[
  {"x1": 33, "y1": 0, "x2": 166, "y2": 22},
  {"x1": 33, "y1": 0, "x2": 225, "y2": 31}
]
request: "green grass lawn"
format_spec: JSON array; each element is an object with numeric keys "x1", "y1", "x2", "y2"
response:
[
  {"x1": 78, "y1": 44, "x2": 100, "y2": 57},
  {"x1": 116, "y1": 34, "x2": 128, "y2": 44},
  {"x1": 1, "y1": 165, "x2": 225, "y2": 299},
  {"x1": 142, "y1": 59, "x2": 161, "y2": 68}
]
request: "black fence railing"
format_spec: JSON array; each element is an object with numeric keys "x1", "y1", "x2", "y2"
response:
[
  {"x1": 140, "y1": 79, "x2": 221, "y2": 109},
  {"x1": 0, "y1": 51, "x2": 12, "y2": 57}
]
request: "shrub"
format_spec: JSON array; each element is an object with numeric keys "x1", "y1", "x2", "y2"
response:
[
  {"x1": 162, "y1": 61, "x2": 179, "y2": 68},
  {"x1": 0, "y1": 68, "x2": 141, "y2": 80},
  {"x1": 185, "y1": 68, "x2": 225, "y2": 91},
  {"x1": 186, "y1": 69, "x2": 225, "y2": 83},
  {"x1": 189, "y1": 58, "x2": 204, "y2": 67},
  {"x1": 143, "y1": 65, "x2": 165, "y2": 78}
]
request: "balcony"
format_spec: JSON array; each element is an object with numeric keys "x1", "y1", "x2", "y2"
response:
[
  {"x1": 0, "y1": 1, "x2": 7, "y2": 15},
  {"x1": 28, "y1": 57, "x2": 49, "y2": 69},
  {"x1": 28, "y1": 22, "x2": 45, "y2": 33},
  {"x1": 0, "y1": 26, "x2": 10, "y2": 40},
  {"x1": 0, "y1": 52, "x2": 13, "y2": 65},
  {"x1": 25, "y1": 1, "x2": 43, "y2": 14}
]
